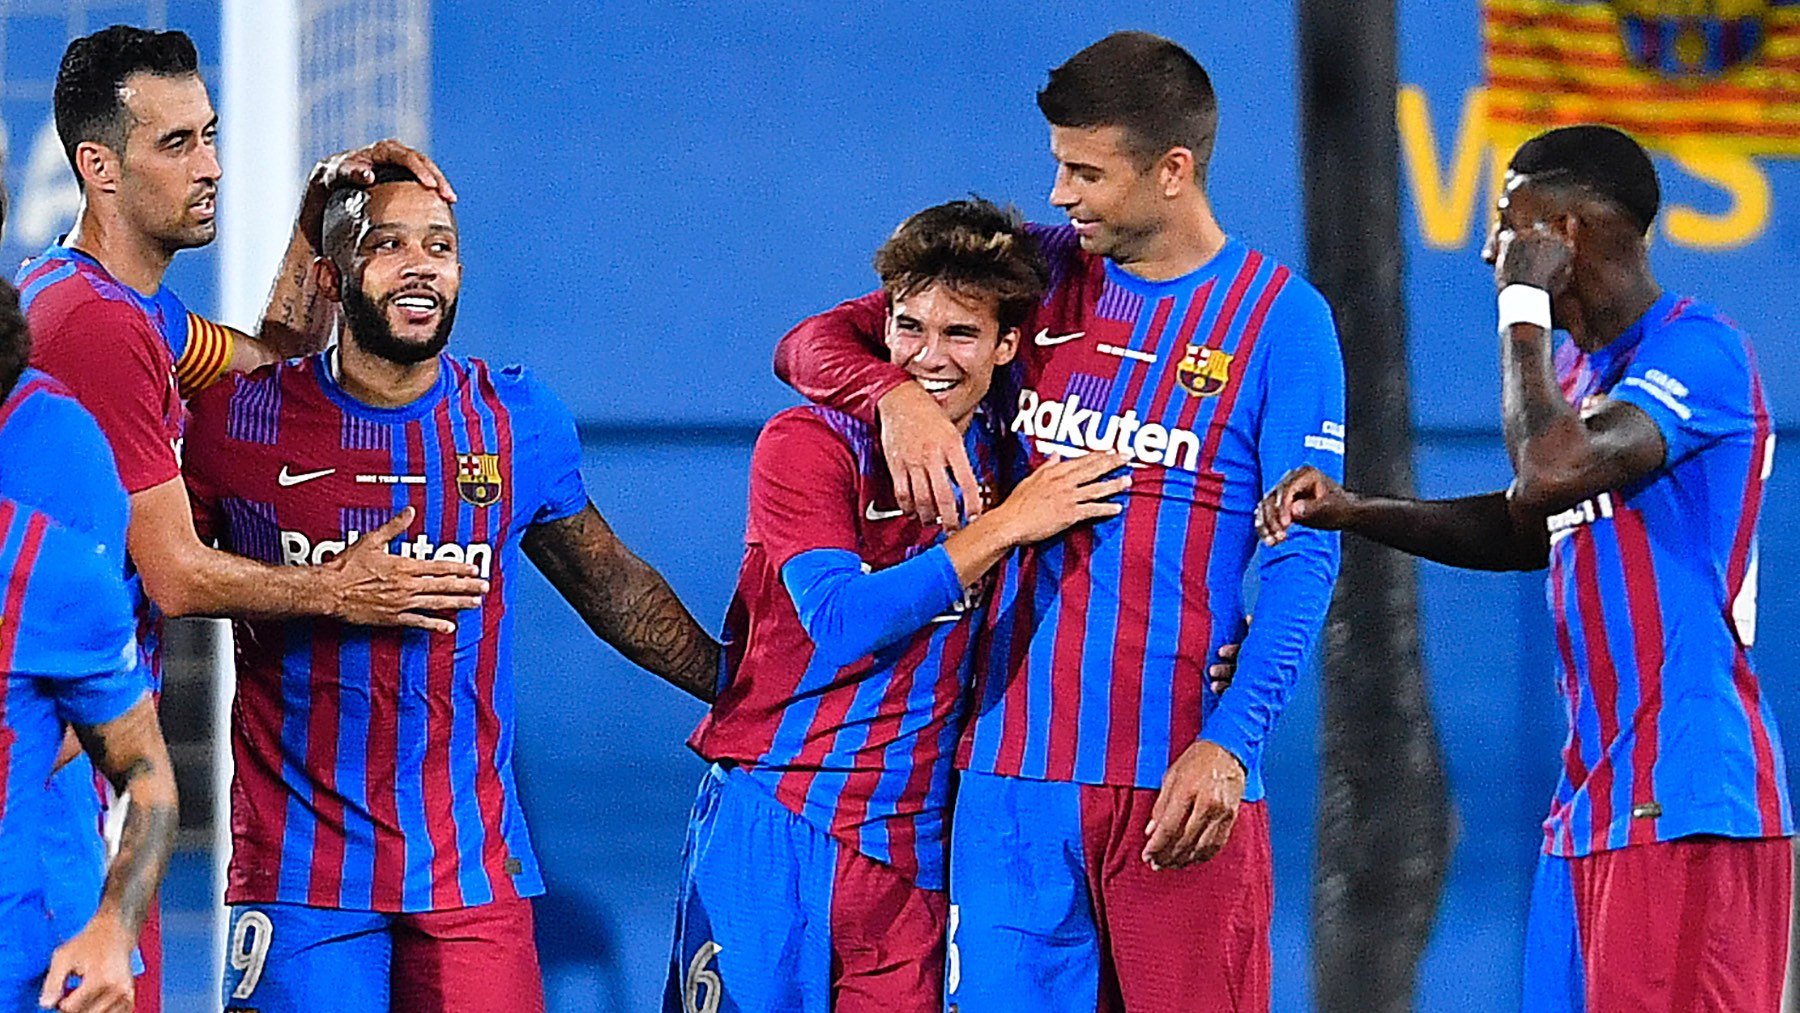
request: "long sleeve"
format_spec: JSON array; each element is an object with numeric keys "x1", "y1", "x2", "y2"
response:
[
  {"x1": 772, "y1": 291, "x2": 904, "y2": 424},
  {"x1": 1202, "y1": 283, "x2": 1346, "y2": 774},
  {"x1": 779, "y1": 546, "x2": 964, "y2": 668}
]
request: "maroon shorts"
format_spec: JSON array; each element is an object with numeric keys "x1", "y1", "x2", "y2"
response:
[
  {"x1": 1524, "y1": 835, "x2": 1793, "y2": 1012},
  {"x1": 948, "y1": 771, "x2": 1273, "y2": 1013}
]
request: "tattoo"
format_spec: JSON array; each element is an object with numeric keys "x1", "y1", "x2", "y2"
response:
[
  {"x1": 73, "y1": 699, "x2": 178, "y2": 936},
  {"x1": 524, "y1": 503, "x2": 721, "y2": 703}
]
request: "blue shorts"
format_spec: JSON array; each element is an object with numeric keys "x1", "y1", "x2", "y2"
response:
[
  {"x1": 663, "y1": 764, "x2": 946, "y2": 1013},
  {"x1": 221, "y1": 898, "x2": 543, "y2": 1013},
  {"x1": 946, "y1": 770, "x2": 1272, "y2": 1013}
]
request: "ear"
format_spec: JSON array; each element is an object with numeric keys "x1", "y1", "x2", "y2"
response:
[
  {"x1": 993, "y1": 326, "x2": 1020, "y2": 367},
  {"x1": 314, "y1": 257, "x2": 343, "y2": 304},
  {"x1": 74, "y1": 141, "x2": 121, "y2": 194},
  {"x1": 1159, "y1": 147, "x2": 1196, "y2": 198}
]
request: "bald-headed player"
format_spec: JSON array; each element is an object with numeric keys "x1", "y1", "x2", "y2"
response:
[
  {"x1": 184, "y1": 165, "x2": 722, "y2": 1013},
  {"x1": 1260, "y1": 126, "x2": 1791, "y2": 1011}
]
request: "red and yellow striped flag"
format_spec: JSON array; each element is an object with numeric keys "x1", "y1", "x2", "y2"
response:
[{"x1": 1483, "y1": 0, "x2": 1800, "y2": 155}]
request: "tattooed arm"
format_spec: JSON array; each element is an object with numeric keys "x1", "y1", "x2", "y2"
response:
[
  {"x1": 524, "y1": 502, "x2": 721, "y2": 703},
  {"x1": 40, "y1": 694, "x2": 179, "y2": 1012}
]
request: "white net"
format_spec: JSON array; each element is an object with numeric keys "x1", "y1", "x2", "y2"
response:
[{"x1": 299, "y1": 0, "x2": 429, "y2": 160}]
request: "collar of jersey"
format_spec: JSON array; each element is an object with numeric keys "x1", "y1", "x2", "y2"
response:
[
  {"x1": 311, "y1": 348, "x2": 451, "y2": 423},
  {"x1": 48, "y1": 238, "x2": 169, "y2": 312},
  {"x1": 1587, "y1": 290, "x2": 1681, "y2": 383},
  {"x1": 1100, "y1": 236, "x2": 1244, "y2": 295}
]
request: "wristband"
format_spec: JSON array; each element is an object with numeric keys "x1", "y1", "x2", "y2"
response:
[{"x1": 1497, "y1": 284, "x2": 1552, "y2": 333}]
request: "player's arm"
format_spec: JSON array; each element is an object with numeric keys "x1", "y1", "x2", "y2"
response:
[
  {"x1": 774, "y1": 292, "x2": 985, "y2": 530},
  {"x1": 1494, "y1": 227, "x2": 1665, "y2": 515},
  {"x1": 41, "y1": 694, "x2": 177, "y2": 1013},
  {"x1": 522, "y1": 503, "x2": 722, "y2": 703},
  {"x1": 258, "y1": 139, "x2": 459, "y2": 359},
  {"x1": 785, "y1": 452, "x2": 1129, "y2": 667},
  {"x1": 134, "y1": 478, "x2": 486, "y2": 632},
  {"x1": 1147, "y1": 284, "x2": 1345, "y2": 872},
  {"x1": 1258, "y1": 473, "x2": 1550, "y2": 572}
]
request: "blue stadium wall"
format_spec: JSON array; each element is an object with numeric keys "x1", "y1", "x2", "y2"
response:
[
  {"x1": 6, "y1": 2, "x2": 1793, "y2": 1009},
  {"x1": 424, "y1": 2, "x2": 1800, "y2": 1009}
]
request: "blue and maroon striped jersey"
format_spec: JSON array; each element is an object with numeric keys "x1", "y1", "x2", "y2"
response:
[
  {"x1": 182, "y1": 352, "x2": 588, "y2": 912},
  {"x1": 0, "y1": 368, "x2": 131, "y2": 575},
  {"x1": 0, "y1": 496, "x2": 141, "y2": 980},
  {"x1": 17, "y1": 244, "x2": 196, "y2": 693},
  {"x1": 689, "y1": 405, "x2": 996, "y2": 889},
  {"x1": 1542, "y1": 293, "x2": 1792, "y2": 857},
  {"x1": 776, "y1": 229, "x2": 1345, "y2": 796}
]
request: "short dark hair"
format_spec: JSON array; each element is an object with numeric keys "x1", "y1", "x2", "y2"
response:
[
  {"x1": 54, "y1": 25, "x2": 201, "y2": 179},
  {"x1": 321, "y1": 163, "x2": 424, "y2": 261},
  {"x1": 0, "y1": 280, "x2": 31, "y2": 402},
  {"x1": 1509, "y1": 125, "x2": 1661, "y2": 234},
  {"x1": 873, "y1": 198, "x2": 1049, "y2": 333},
  {"x1": 1037, "y1": 31, "x2": 1218, "y2": 185}
]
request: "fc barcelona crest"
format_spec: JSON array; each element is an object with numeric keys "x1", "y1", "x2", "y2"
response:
[
  {"x1": 1176, "y1": 345, "x2": 1233, "y2": 398},
  {"x1": 456, "y1": 453, "x2": 503, "y2": 506},
  {"x1": 1612, "y1": 0, "x2": 1772, "y2": 78}
]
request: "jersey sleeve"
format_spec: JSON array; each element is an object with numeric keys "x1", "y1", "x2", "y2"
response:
[
  {"x1": 504, "y1": 366, "x2": 588, "y2": 526},
  {"x1": 42, "y1": 302, "x2": 181, "y2": 494},
  {"x1": 1202, "y1": 280, "x2": 1345, "y2": 772},
  {"x1": 13, "y1": 525, "x2": 141, "y2": 720},
  {"x1": 0, "y1": 393, "x2": 130, "y2": 565},
  {"x1": 779, "y1": 546, "x2": 963, "y2": 667},
  {"x1": 745, "y1": 409, "x2": 862, "y2": 570},
  {"x1": 175, "y1": 313, "x2": 241, "y2": 399},
  {"x1": 1608, "y1": 316, "x2": 1754, "y2": 468},
  {"x1": 771, "y1": 292, "x2": 904, "y2": 424}
]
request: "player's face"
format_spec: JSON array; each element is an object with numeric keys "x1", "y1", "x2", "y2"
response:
[
  {"x1": 884, "y1": 283, "x2": 1018, "y2": 429},
  {"x1": 1048, "y1": 124, "x2": 1165, "y2": 262},
  {"x1": 115, "y1": 73, "x2": 219, "y2": 252},
  {"x1": 341, "y1": 182, "x2": 461, "y2": 364}
]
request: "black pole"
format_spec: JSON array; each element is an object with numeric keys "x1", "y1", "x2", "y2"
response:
[{"x1": 1297, "y1": 2, "x2": 1453, "y2": 1009}]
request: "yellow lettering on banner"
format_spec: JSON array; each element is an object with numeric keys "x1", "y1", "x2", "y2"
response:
[
  {"x1": 1397, "y1": 85, "x2": 1776, "y2": 251},
  {"x1": 1397, "y1": 85, "x2": 1490, "y2": 250},
  {"x1": 1663, "y1": 144, "x2": 1772, "y2": 250}
]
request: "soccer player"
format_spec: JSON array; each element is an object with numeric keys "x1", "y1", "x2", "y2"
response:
[
  {"x1": 669, "y1": 199, "x2": 1130, "y2": 1012},
  {"x1": 772, "y1": 32, "x2": 1345, "y2": 1011},
  {"x1": 182, "y1": 165, "x2": 721, "y2": 1013},
  {"x1": 1258, "y1": 126, "x2": 1792, "y2": 1011}
]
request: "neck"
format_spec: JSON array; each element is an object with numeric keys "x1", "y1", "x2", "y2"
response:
[
  {"x1": 65, "y1": 199, "x2": 172, "y2": 296},
  {"x1": 1112, "y1": 193, "x2": 1228, "y2": 282},
  {"x1": 334, "y1": 336, "x2": 441, "y2": 408},
  {"x1": 1561, "y1": 265, "x2": 1662, "y2": 354}
]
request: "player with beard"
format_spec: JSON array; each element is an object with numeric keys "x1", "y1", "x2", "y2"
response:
[{"x1": 181, "y1": 165, "x2": 723, "y2": 1013}]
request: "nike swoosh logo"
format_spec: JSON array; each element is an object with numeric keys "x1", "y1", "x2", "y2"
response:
[
  {"x1": 865, "y1": 502, "x2": 908, "y2": 522},
  {"x1": 1034, "y1": 329, "x2": 1086, "y2": 347},
  {"x1": 277, "y1": 466, "x2": 336, "y2": 487}
]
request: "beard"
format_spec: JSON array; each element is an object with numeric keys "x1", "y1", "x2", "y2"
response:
[{"x1": 341, "y1": 281, "x2": 457, "y2": 365}]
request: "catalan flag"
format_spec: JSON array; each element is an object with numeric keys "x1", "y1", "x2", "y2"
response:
[{"x1": 1483, "y1": 0, "x2": 1800, "y2": 155}]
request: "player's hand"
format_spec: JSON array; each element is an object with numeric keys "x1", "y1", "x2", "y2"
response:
[
  {"x1": 1256, "y1": 466, "x2": 1353, "y2": 546},
  {"x1": 989, "y1": 452, "x2": 1128, "y2": 546},
  {"x1": 38, "y1": 911, "x2": 133, "y2": 1012},
  {"x1": 877, "y1": 382, "x2": 983, "y2": 530},
  {"x1": 1493, "y1": 219, "x2": 1575, "y2": 296},
  {"x1": 1209, "y1": 639, "x2": 1240, "y2": 695},
  {"x1": 298, "y1": 139, "x2": 458, "y2": 252},
  {"x1": 323, "y1": 507, "x2": 488, "y2": 634},
  {"x1": 1143, "y1": 739, "x2": 1245, "y2": 870}
]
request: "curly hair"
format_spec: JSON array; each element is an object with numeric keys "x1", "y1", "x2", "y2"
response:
[{"x1": 872, "y1": 198, "x2": 1050, "y2": 332}]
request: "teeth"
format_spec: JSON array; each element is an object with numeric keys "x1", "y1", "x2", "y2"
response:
[
  {"x1": 917, "y1": 378, "x2": 956, "y2": 393},
  {"x1": 394, "y1": 297, "x2": 436, "y2": 311}
]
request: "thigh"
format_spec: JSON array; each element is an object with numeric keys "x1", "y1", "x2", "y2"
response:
[
  {"x1": 829, "y1": 846, "x2": 947, "y2": 1013},
  {"x1": 1092, "y1": 793, "x2": 1272, "y2": 1013},
  {"x1": 664, "y1": 765, "x2": 835, "y2": 1013},
  {"x1": 1521, "y1": 851, "x2": 1585, "y2": 1013},
  {"x1": 946, "y1": 771, "x2": 1101, "y2": 1013},
  {"x1": 221, "y1": 903, "x2": 390, "y2": 1013},
  {"x1": 392, "y1": 896, "x2": 544, "y2": 1013},
  {"x1": 1576, "y1": 836, "x2": 1792, "y2": 1013}
]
